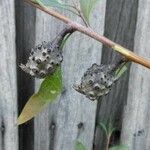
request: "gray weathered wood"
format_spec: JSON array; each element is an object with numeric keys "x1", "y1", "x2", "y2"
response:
[
  {"x1": 0, "y1": 0, "x2": 18, "y2": 150},
  {"x1": 34, "y1": 10, "x2": 63, "y2": 150},
  {"x1": 15, "y1": 1, "x2": 36, "y2": 150},
  {"x1": 34, "y1": 1, "x2": 106, "y2": 150},
  {"x1": 94, "y1": 0, "x2": 138, "y2": 149},
  {"x1": 2, "y1": 0, "x2": 150, "y2": 150},
  {"x1": 121, "y1": 1, "x2": 150, "y2": 150}
]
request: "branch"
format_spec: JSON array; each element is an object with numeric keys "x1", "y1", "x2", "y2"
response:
[{"x1": 25, "y1": 0, "x2": 150, "y2": 69}]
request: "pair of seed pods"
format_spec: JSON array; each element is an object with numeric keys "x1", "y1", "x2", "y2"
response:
[{"x1": 21, "y1": 40, "x2": 118, "y2": 101}]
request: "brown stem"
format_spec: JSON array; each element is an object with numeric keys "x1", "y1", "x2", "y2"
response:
[
  {"x1": 24, "y1": 0, "x2": 150, "y2": 69},
  {"x1": 106, "y1": 135, "x2": 111, "y2": 150}
]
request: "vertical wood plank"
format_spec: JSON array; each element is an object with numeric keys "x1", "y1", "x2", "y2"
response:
[
  {"x1": 94, "y1": 0, "x2": 138, "y2": 149},
  {"x1": 34, "y1": 1, "x2": 106, "y2": 150},
  {"x1": 15, "y1": 1, "x2": 36, "y2": 150},
  {"x1": 34, "y1": 11, "x2": 63, "y2": 150},
  {"x1": 0, "y1": 0, "x2": 18, "y2": 150},
  {"x1": 121, "y1": 1, "x2": 150, "y2": 150}
]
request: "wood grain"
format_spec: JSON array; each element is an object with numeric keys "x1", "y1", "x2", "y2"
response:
[
  {"x1": 94, "y1": 0, "x2": 138, "y2": 149},
  {"x1": 15, "y1": 0, "x2": 36, "y2": 150},
  {"x1": 1, "y1": 0, "x2": 150, "y2": 150},
  {"x1": 34, "y1": 0, "x2": 106, "y2": 150},
  {"x1": 34, "y1": 10, "x2": 63, "y2": 150},
  {"x1": 0, "y1": 0, "x2": 18, "y2": 150},
  {"x1": 121, "y1": 1, "x2": 150, "y2": 150}
]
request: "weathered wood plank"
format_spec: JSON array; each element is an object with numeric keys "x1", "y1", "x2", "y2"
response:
[
  {"x1": 34, "y1": 10, "x2": 63, "y2": 150},
  {"x1": 0, "y1": 0, "x2": 18, "y2": 150},
  {"x1": 121, "y1": 1, "x2": 150, "y2": 150},
  {"x1": 94, "y1": 0, "x2": 138, "y2": 149},
  {"x1": 34, "y1": 1, "x2": 106, "y2": 150},
  {"x1": 15, "y1": 1, "x2": 36, "y2": 150}
]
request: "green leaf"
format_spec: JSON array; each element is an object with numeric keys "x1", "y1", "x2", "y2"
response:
[
  {"x1": 79, "y1": 0, "x2": 100, "y2": 24},
  {"x1": 115, "y1": 62, "x2": 128, "y2": 79},
  {"x1": 17, "y1": 68, "x2": 62, "y2": 125},
  {"x1": 109, "y1": 145, "x2": 128, "y2": 150},
  {"x1": 99, "y1": 122, "x2": 108, "y2": 136},
  {"x1": 34, "y1": 0, "x2": 79, "y2": 16},
  {"x1": 34, "y1": 0, "x2": 67, "y2": 8},
  {"x1": 98, "y1": 122, "x2": 116, "y2": 137},
  {"x1": 75, "y1": 141, "x2": 87, "y2": 150},
  {"x1": 108, "y1": 122, "x2": 116, "y2": 136}
]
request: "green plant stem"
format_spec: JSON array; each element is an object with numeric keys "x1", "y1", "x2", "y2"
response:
[{"x1": 25, "y1": 0, "x2": 150, "y2": 69}]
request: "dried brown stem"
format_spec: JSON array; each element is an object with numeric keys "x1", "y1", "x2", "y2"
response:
[{"x1": 25, "y1": 0, "x2": 150, "y2": 69}]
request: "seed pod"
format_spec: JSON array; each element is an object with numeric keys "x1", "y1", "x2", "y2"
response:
[
  {"x1": 20, "y1": 41, "x2": 63, "y2": 78},
  {"x1": 73, "y1": 63, "x2": 118, "y2": 101},
  {"x1": 20, "y1": 27, "x2": 75, "y2": 78}
]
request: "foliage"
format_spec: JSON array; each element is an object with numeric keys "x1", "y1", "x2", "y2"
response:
[
  {"x1": 17, "y1": 68, "x2": 62, "y2": 125},
  {"x1": 17, "y1": 0, "x2": 146, "y2": 149},
  {"x1": 75, "y1": 141, "x2": 87, "y2": 150},
  {"x1": 33, "y1": 0, "x2": 68, "y2": 8},
  {"x1": 115, "y1": 62, "x2": 129, "y2": 79},
  {"x1": 98, "y1": 121, "x2": 116, "y2": 138},
  {"x1": 32, "y1": 0, "x2": 100, "y2": 25},
  {"x1": 98, "y1": 121, "x2": 128, "y2": 150},
  {"x1": 19, "y1": 0, "x2": 127, "y2": 126},
  {"x1": 109, "y1": 145, "x2": 128, "y2": 150},
  {"x1": 79, "y1": 0, "x2": 100, "y2": 24}
]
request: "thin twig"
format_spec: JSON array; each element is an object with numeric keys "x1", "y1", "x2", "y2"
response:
[
  {"x1": 53, "y1": 2, "x2": 89, "y2": 27},
  {"x1": 24, "y1": 0, "x2": 150, "y2": 69},
  {"x1": 73, "y1": 5, "x2": 90, "y2": 27}
]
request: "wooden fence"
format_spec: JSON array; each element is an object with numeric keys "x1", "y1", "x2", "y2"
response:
[{"x1": 0, "y1": 0, "x2": 150, "y2": 150}]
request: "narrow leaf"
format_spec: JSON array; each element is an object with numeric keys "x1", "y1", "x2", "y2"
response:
[
  {"x1": 115, "y1": 62, "x2": 128, "y2": 79},
  {"x1": 99, "y1": 122, "x2": 108, "y2": 136},
  {"x1": 75, "y1": 141, "x2": 87, "y2": 150},
  {"x1": 17, "y1": 68, "x2": 62, "y2": 125},
  {"x1": 109, "y1": 145, "x2": 128, "y2": 150},
  {"x1": 107, "y1": 121, "x2": 116, "y2": 136},
  {"x1": 79, "y1": 0, "x2": 99, "y2": 23}
]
